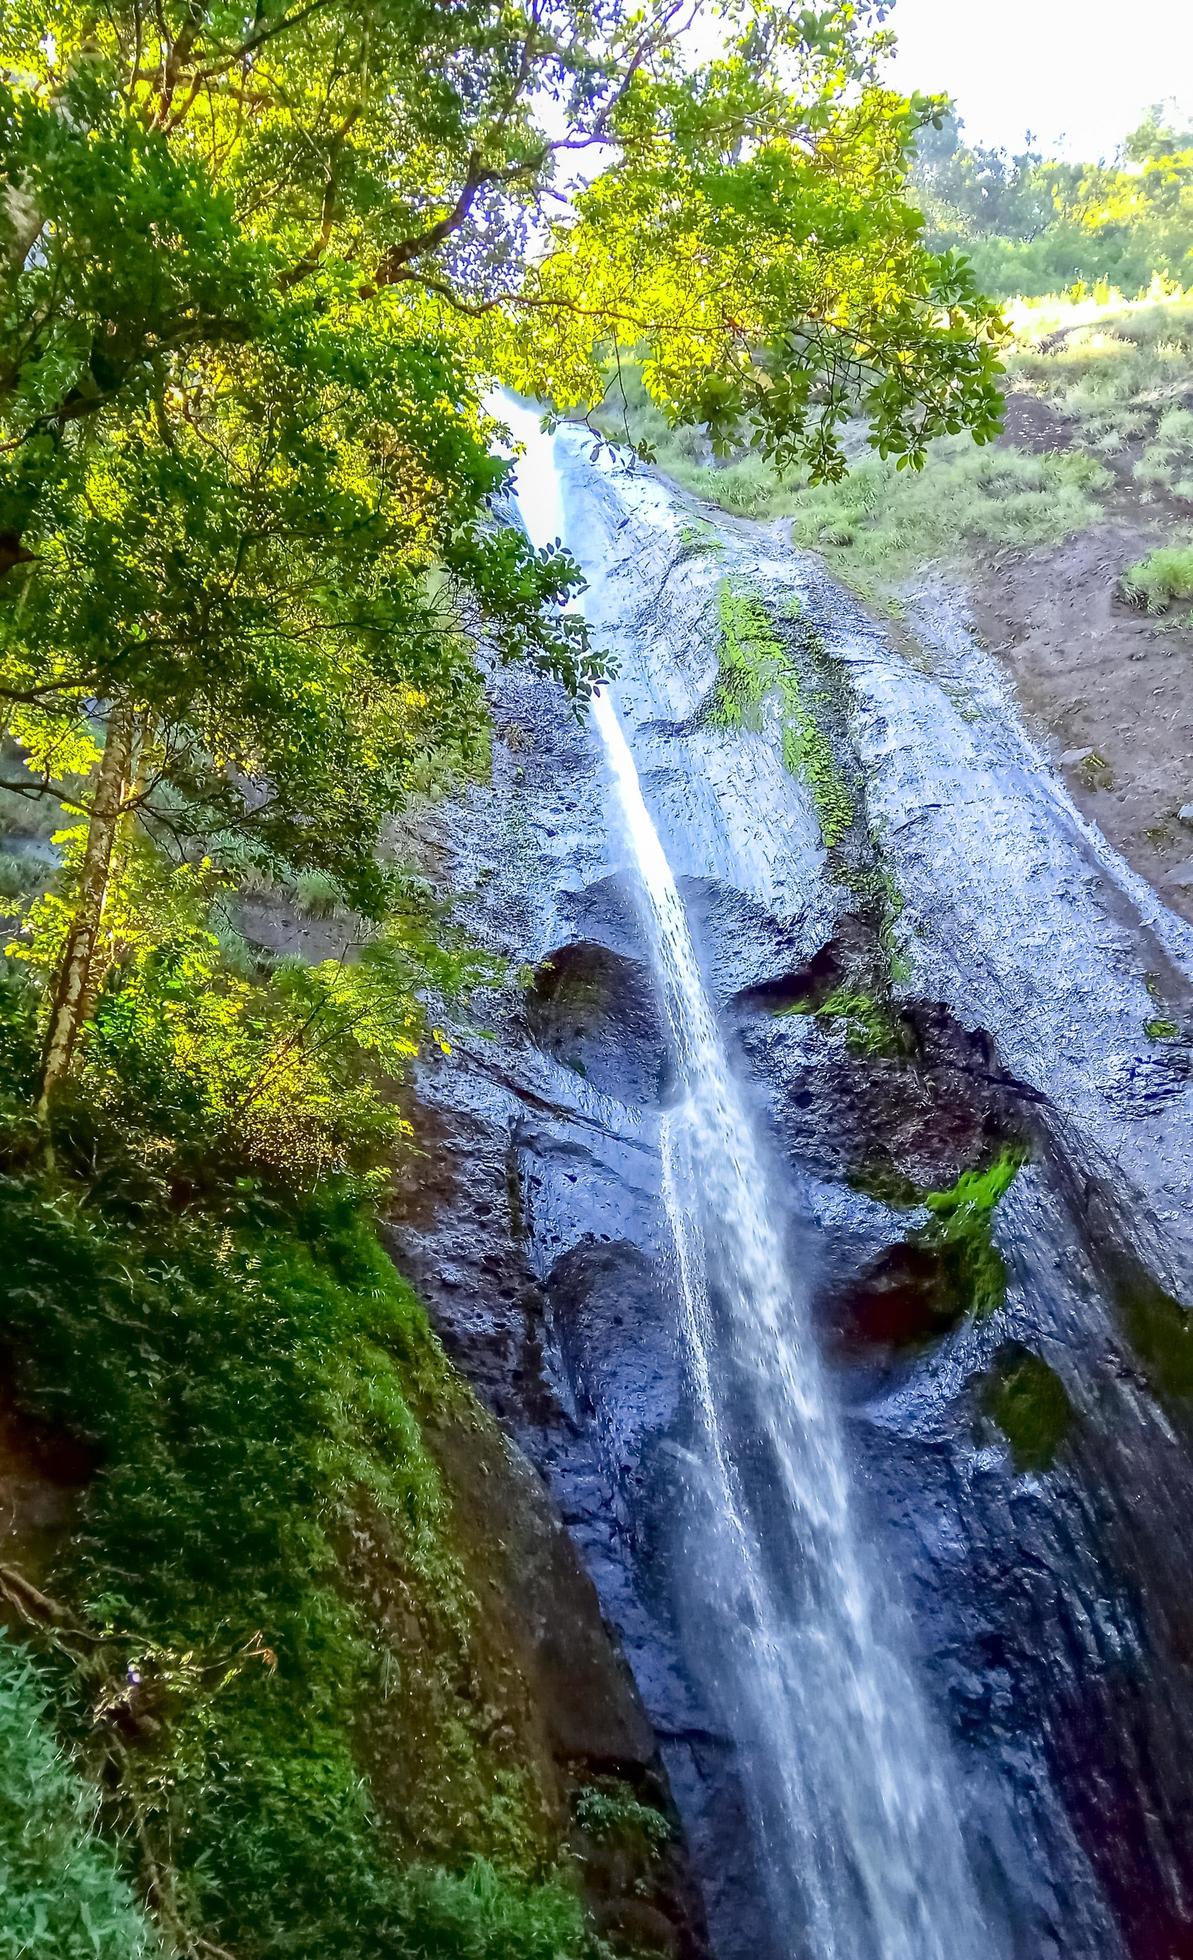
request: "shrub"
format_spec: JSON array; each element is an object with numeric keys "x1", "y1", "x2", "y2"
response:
[
  {"x1": 8, "y1": 837, "x2": 496, "y2": 1195},
  {"x1": 0, "y1": 1170, "x2": 588, "y2": 1960},
  {"x1": 676, "y1": 519, "x2": 723, "y2": 558},
  {"x1": 0, "y1": 1638, "x2": 162, "y2": 1959},
  {"x1": 575, "y1": 1783, "x2": 671, "y2": 1859},
  {"x1": 591, "y1": 349, "x2": 1115, "y2": 587},
  {"x1": 591, "y1": 366, "x2": 804, "y2": 521}
]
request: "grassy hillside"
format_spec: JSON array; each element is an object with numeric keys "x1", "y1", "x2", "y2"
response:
[{"x1": 595, "y1": 294, "x2": 1193, "y2": 602}]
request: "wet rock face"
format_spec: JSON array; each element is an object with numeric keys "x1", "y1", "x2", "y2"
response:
[
  {"x1": 833, "y1": 1239, "x2": 964, "y2": 1348},
  {"x1": 388, "y1": 433, "x2": 1193, "y2": 1960},
  {"x1": 527, "y1": 942, "x2": 666, "y2": 1103},
  {"x1": 385, "y1": 1102, "x2": 712, "y2": 1957},
  {"x1": 739, "y1": 990, "x2": 1031, "y2": 1193}
]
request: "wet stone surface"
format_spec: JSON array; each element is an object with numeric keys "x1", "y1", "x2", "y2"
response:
[{"x1": 387, "y1": 429, "x2": 1193, "y2": 1960}]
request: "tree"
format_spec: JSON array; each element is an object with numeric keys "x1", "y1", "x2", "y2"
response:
[
  {"x1": 910, "y1": 101, "x2": 1193, "y2": 300},
  {"x1": 911, "y1": 110, "x2": 1052, "y2": 246},
  {"x1": 1, "y1": 0, "x2": 1003, "y2": 1114},
  {"x1": 3, "y1": 305, "x2": 588, "y2": 1102}
]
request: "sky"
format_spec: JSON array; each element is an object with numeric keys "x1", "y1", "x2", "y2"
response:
[{"x1": 884, "y1": 0, "x2": 1193, "y2": 161}]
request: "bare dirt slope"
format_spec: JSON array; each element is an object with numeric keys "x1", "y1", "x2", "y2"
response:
[
  {"x1": 966, "y1": 514, "x2": 1193, "y2": 923},
  {"x1": 956, "y1": 369, "x2": 1193, "y2": 924}
]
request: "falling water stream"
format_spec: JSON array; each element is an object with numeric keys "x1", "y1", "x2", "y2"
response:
[{"x1": 501, "y1": 401, "x2": 1000, "y2": 1959}]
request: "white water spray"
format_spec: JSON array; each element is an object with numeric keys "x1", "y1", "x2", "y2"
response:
[{"x1": 502, "y1": 401, "x2": 997, "y2": 1959}]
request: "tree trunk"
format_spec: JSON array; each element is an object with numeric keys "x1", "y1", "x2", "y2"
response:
[
  {"x1": 37, "y1": 698, "x2": 134, "y2": 1115},
  {"x1": 74, "y1": 709, "x2": 154, "y2": 1036},
  {"x1": 2, "y1": 182, "x2": 43, "y2": 269}
]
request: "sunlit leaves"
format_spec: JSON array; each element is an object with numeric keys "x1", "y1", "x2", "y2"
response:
[
  {"x1": 43, "y1": 840, "x2": 501, "y2": 1186},
  {"x1": 0, "y1": 0, "x2": 1004, "y2": 1138}
]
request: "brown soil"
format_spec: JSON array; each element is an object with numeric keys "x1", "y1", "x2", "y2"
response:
[
  {"x1": 965, "y1": 520, "x2": 1193, "y2": 924},
  {"x1": 959, "y1": 391, "x2": 1193, "y2": 924},
  {"x1": 996, "y1": 390, "x2": 1075, "y2": 455},
  {"x1": 0, "y1": 1397, "x2": 93, "y2": 1603}
]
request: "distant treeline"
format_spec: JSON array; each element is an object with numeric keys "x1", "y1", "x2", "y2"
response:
[{"x1": 912, "y1": 104, "x2": 1193, "y2": 298}]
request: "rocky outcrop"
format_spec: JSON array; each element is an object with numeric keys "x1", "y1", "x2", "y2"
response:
[{"x1": 388, "y1": 430, "x2": 1193, "y2": 1959}]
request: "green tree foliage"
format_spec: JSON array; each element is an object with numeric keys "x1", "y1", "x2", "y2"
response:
[
  {"x1": 0, "y1": 0, "x2": 1001, "y2": 1113},
  {"x1": 9, "y1": 843, "x2": 497, "y2": 1190},
  {"x1": 911, "y1": 103, "x2": 1193, "y2": 299},
  {"x1": 0, "y1": 13, "x2": 1008, "y2": 1949}
]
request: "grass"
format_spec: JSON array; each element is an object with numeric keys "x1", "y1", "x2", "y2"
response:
[
  {"x1": 1073, "y1": 750, "x2": 1114, "y2": 789},
  {"x1": 785, "y1": 444, "x2": 1109, "y2": 591},
  {"x1": 0, "y1": 1157, "x2": 598, "y2": 1960},
  {"x1": 712, "y1": 581, "x2": 854, "y2": 846},
  {"x1": 592, "y1": 354, "x2": 1110, "y2": 589},
  {"x1": 398, "y1": 1862, "x2": 591, "y2": 1960},
  {"x1": 0, "y1": 780, "x2": 66, "y2": 845},
  {"x1": 847, "y1": 1143, "x2": 1029, "y2": 1337},
  {"x1": 295, "y1": 866, "x2": 348, "y2": 918},
  {"x1": 0, "y1": 1638, "x2": 163, "y2": 1959},
  {"x1": 211, "y1": 913, "x2": 262, "y2": 977},
  {"x1": 1133, "y1": 406, "x2": 1193, "y2": 501},
  {"x1": 845, "y1": 1159, "x2": 924, "y2": 1208},
  {"x1": 847, "y1": 1145, "x2": 1028, "y2": 1322},
  {"x1": 1009, "y1": 294, "x2": 1193, "y2": 457},
  {"x1": 1121, "y1": 544, "x2": 1193, "y2": 612}
]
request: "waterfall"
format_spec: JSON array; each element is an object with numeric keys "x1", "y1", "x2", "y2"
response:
[{"x1": 501, "y1": 400, "x2": 1000, "y2": 1960}]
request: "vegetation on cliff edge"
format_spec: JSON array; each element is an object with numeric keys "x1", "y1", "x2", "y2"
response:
[{"x1": 0, "y1": 1, "x2": 1012, "y2": 1948}]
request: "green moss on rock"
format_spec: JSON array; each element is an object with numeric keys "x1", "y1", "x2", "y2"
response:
[
  {"x1": 814, "y1": 986, "x2": 906, "y2": 1056},
  {"x1": 1117, "y1": 1264, "x2": 1193, "y2": 1402},
  {"x1": 979, "y1": 1344, "x2": 1074, "y2": 1471},
  {"x1": 844, "y1": 1159, "x2": 924, "y2": 1209},
  {"x1": 776, "y1": 983, "x2": 907, "y2": 1056},
  {"x1": 676, "y1": 519, "x2": 723, "y2": 559},
  {"x1": 835, "y1": 1146, "x2": 1030, "y2": 1348},
  {"x1": 915, "y1": 1147, "x2": 1027, "y2": 1319},
  {"x1": 713, "y1": 581, "x2": 854, "y2": 848},
  {"x1": 0, "y1": 1171, "x2": 604, "y2": 1960}
]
